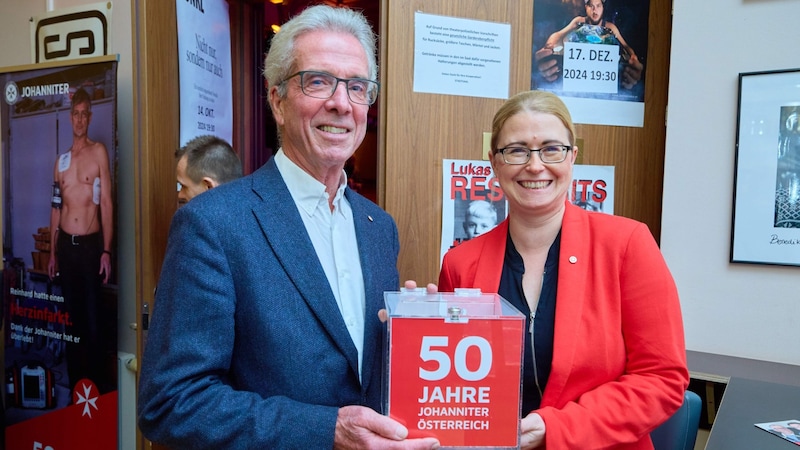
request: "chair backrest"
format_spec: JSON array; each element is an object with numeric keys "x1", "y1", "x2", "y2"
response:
[{"x1": 650, "y1": 390, "x2": 702, "y2": 450}]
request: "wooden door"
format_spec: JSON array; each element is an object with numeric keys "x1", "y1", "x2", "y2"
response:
[{"x1": 131, "y1": 0, "x2": 178, "y2": 448}]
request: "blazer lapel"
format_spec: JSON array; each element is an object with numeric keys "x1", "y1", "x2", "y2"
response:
[
  {"x1": 250, "y1": 160, "x2": 360, "y2": 376},
  {"x1": 472, "y1": 219, "x2": 509, "y2": 291},
  {"x1": 542, "y1": 203, "x2": 589, "y2": 404},
  {"x1": 348, "y1": 191, "x2": 383, "y2": 392}
]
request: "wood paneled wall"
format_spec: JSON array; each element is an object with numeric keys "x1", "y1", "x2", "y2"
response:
[{"x1": 380, "y1": 0, "x2": 672, "y2": 285}]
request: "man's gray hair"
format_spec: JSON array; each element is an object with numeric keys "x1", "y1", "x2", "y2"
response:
[{"x1": 263, "y1": 5, "x2": 378, "y2": 100}]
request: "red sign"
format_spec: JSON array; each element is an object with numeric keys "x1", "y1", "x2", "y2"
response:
[
  {"x1": 388, "y1": 316, "x2": 524, "y2": 447},
  {"x1": 5, "y1": 389, "x2": 117, "y2": 450}
]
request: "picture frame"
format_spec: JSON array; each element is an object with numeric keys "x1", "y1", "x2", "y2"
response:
[{"x1": 731, "y1": 68, "x2": 800, "y2": 267}]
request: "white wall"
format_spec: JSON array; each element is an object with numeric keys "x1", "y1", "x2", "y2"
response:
[
  {"x1": 663, "y1": 0, "x2": 800, "y2": 366},
  {"x1": 0, "y1": 0, "x2": 137, "y2": 356}
]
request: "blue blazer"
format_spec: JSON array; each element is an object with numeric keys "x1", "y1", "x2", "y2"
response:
[{"x1": 137, "y1": 158, "x2": 399, "y2": 449}]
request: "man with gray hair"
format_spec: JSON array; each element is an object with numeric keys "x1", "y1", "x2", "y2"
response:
[{"x1": 139, "y1": 5, "x2": 439, "y2": 450}]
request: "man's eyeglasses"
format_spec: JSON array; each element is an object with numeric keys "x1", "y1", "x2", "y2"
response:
[
  {"x1": 280, "y1": 70, "x2": 379, "y2": 105},
  {"x1": 495, "y1": 145, "x2": 573, "y2": 165}
]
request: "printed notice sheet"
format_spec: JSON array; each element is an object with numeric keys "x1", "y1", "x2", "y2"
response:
[{"x1": 414, "y1": 12, "x2": 510, "y2": 99}]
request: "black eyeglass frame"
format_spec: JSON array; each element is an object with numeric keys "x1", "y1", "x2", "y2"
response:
[
  {"x1": 494, "y1": 145, "x2": 573, "y2": 165},
  {"x1": 279, "y1": 70, "x2": 380, "y2": 105}
]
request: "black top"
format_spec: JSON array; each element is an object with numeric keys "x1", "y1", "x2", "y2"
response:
[{"x1": 498, "y1": 229, "x2": 560, "y2": 414}]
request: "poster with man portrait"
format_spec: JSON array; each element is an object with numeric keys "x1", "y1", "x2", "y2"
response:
[
  {"x1": 440, "y1": 159, "x2": 507, "y2": 264},
  {"x1": 1, "y1": 56, "x2": 118, "y2": 450},
  {"x1": 531, "y1": 0, "x2": 651, "y2": 127}
]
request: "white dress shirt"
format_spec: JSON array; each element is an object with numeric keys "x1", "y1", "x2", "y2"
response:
[{"x1": 274, "y1": 150, "x2": 366, "y2": 378}]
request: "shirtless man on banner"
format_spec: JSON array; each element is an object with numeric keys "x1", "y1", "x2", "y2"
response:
[{"x1": 48, "y1": 86, "x2": 113, "y2": 393}]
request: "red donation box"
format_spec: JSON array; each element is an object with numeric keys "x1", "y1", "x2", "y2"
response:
[{"x1": 385, "y1": 288, "x2": 525, "y2": 449}]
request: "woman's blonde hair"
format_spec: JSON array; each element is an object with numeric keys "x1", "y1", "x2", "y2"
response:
[{"x1": 490, "y1": 90, "x2": 576, "y2": 153}]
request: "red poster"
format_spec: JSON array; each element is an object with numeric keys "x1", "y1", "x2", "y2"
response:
[{"x1": 388, "y1": 315, "x2": 524, "y2": 447}]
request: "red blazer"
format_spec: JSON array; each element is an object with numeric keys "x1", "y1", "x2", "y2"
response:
[{"x1": 439, "y1": 202, "x2": 689, "y2": 449}]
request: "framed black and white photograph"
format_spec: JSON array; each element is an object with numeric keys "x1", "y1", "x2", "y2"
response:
[{"x1": 731, "y1": 68, "x2": 800, "y2": 266}]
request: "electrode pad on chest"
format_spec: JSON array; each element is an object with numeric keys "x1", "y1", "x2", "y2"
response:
[
  {"x1": 58, "y1": 152, "x2": 71, "y2": 172},
  {"x1": 93, "y1": 177, "x2": 101, "y2": 205}
]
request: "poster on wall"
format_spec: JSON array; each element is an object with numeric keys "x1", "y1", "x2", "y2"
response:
[
  {"x1": 440, "y1": 159, "x2": 507, "y2": 263},
  {"x1": 413, "y1": 12, "x2": 511, "y2": 99},
  {"x1": 731, "y1": 68, "x2": 800, "y2": 267},
  {"x1": 1, "y1": 56, "x2": 118, "y2": 449},
  {"x1": 531, "y1": 0, "x2": 650, "y2": 127},
  {"x1": 570, "y1": 164, "x2": 614, "y2": 214},
  {"x1": 440, "y1": 159, "x2": 614, "y2": 263},
  {"x1": 176, "y1": 0, "x2": 233, "y2": 146}
]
